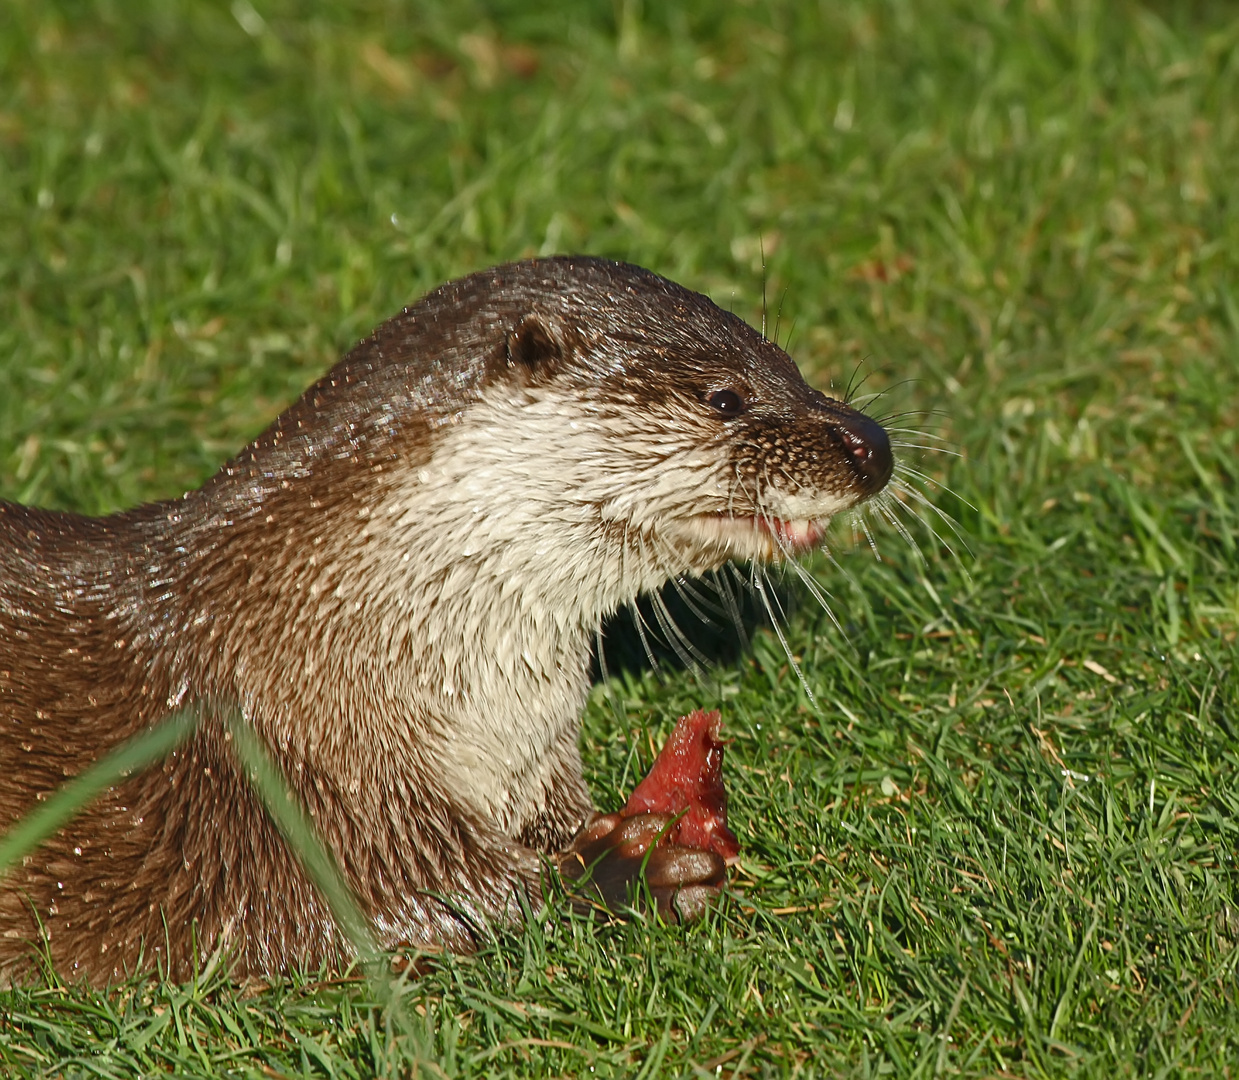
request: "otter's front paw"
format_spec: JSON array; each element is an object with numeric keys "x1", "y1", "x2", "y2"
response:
[{"x1": 559, "y1": 811, "x2": 726, "y2": 922}]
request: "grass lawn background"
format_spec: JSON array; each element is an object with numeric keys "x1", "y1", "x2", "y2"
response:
[{"x1": 1, "y1": 0, "x2": 1237, "y2": 1075}]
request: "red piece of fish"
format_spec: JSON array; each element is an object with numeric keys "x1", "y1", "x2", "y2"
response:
[{"x1": 623, "y1": 709, "x2": 740, "y2": 863}]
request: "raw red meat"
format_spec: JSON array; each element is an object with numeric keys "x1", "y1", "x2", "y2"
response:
[{"x1": 622, "y1": 709, "x2": 740, "y2": 863}]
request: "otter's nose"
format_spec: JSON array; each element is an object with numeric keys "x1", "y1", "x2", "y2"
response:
[{"x1": 836, "y1": 412, "x2": 894, "y2": 496}]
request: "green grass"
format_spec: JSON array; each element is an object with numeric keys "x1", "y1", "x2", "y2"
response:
[{"x1": 2, "y1": 0, "x2": 1238, "y2": 1075}]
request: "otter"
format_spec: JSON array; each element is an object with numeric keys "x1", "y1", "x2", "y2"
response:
[{"x1": 0, "y1": 256, "x2": 892, "y2": 984}]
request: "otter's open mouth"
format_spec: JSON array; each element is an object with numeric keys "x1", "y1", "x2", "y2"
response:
[{"x1": 689, "y1": 513, "x2": 825, "y2": 557}]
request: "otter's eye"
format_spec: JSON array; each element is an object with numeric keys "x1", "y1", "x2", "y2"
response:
[{"x1": 706, "y1": 389, "x2": 746, "y2": 417}]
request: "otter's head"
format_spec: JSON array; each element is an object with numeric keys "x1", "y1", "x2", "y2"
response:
[{"x1": 472, "y1": 258, "x2": 893, "y2": 585}]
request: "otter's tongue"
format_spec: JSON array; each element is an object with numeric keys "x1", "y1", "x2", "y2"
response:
[{"x1": 622, "y1": 709, "x2": 740, "y2": 863}]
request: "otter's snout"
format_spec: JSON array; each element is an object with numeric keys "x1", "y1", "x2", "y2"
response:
[{"x1": 835, "y1": 412, "x2": 894, "y2": 497}]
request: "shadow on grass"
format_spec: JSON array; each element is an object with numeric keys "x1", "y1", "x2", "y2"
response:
[{"x1": 594, "y1": 569, "x2": 790, "y2": 681}]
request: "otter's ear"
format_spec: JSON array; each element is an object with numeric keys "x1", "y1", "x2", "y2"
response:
[{"x1": 505, "y1": 310, "x2": 569, "y2": 374}]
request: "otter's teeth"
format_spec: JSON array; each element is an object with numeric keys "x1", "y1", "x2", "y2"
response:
[
  {"x1": 680, "y1": 514, "x2": 824, "y2": 557},
  {"x1": 761, "y1": 518, "x2": 823, "y2": 552}
]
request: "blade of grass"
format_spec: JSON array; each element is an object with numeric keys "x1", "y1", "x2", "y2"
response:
[{"x1": 222, "y1": 713, "x2": 383, "y2": 975}]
